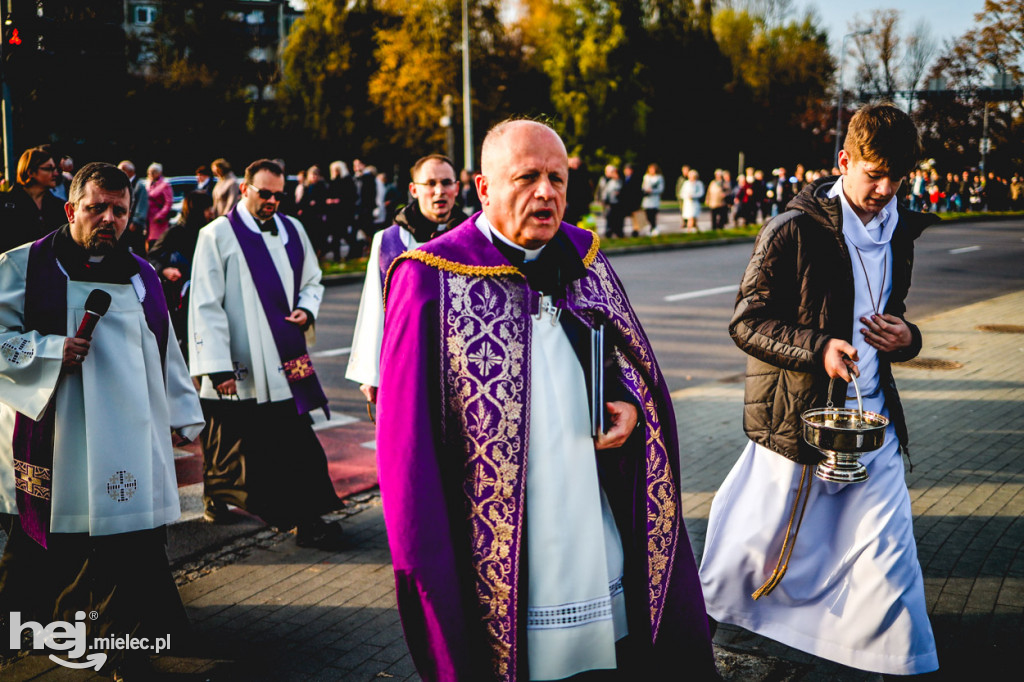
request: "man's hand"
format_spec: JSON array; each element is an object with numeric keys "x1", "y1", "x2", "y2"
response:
[
  {"x1": 62, "y1": 337, "x2": 90, "y2": 368},
  {"x1": 215, "y1": 378, "x2": 237, "y2": 396},
  {"x1": 285, "y1": 309, "x2": 308, "y2": 326},
  {"x1": 162, "y1": 267, "x2": 182, "y2": 282},
  {"x1": 824, "y1": 338, "x2": 859, "y2": 382},
  {"x1": 595, "y1": 401, "x2": 639, "y2": 450},
  {"x1": 860, "y1": 313, "x2": 912, "y2": 353},
  {"x1": 360, "y1": 384, "x2": 378, "y2": 404}
]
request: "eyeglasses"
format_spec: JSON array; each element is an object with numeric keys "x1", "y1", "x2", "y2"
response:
[
  {"x1": 413, "y1": 179, "x2": 457, "y2": 189},
  {"x1": 37, "y1": 165, "x2": 57, "y2": 173},
  {"x1": 254, "y1": 188, "x2": 287, "y2": 202}
]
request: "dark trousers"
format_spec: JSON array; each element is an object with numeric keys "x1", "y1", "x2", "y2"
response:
[{"x1": 200, "y1": 398, "x2": 341, "y2": 529}]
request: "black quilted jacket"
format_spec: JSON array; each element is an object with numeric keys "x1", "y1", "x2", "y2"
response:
[{"x1": 729, "y1": 177, "x2": 939, "y2": 463}]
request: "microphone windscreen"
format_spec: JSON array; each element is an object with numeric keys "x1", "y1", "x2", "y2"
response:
[{"x1": 85, "y1": 289, "x2": 112, "y2": 316}]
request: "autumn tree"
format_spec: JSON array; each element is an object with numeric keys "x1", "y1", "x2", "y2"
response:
[
  {"x1": 711, "y1": 5, "x2": 836, "y2": 167},
  {"x1": 367, "y1": 0, "x2": 549, "y2": 165},
  {"x1": 847, "y1": 10, "x2": 936, "y2": 103},
  {"x1": 516, "y1": 0, "x2": 626, "y2": 152},
  {"x1": 281, "y1": 0, "x2": 390, "y2": 156},
  {"x1": 915, "y1": 0, "x2": 1024, "y2": 172}
]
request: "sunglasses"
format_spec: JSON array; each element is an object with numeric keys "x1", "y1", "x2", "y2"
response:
[
  {"x1": 413, "y1": 179, "x2": 457, "y2": 189},
  {"x1": 253, "y1": 188, "x2": 287, "y2": 202}
]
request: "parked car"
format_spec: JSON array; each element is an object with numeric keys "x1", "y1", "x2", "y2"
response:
[{"x1": 166, "y1": 176, "x2": 198, "y2": 221}]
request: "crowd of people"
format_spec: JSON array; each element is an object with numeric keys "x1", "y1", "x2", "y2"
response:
[
  {"x1": 574, "y1": 158, "x2": 1024, "y2": 237},
  {"x1": 0, "y1": 101, "x2": 1017, "y2": 680}
]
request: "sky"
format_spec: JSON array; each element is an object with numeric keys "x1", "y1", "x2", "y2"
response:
[{"x1": 803, "y1": 1, "x2": 987, "y2": 51}]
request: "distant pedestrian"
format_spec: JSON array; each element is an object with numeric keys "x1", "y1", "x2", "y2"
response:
[
  {"x1": 195, "y1": 164, "x2": 215, "y2": 193},
  {"x1": 352, "y1": 158, "x2": 377, "y2": 247},
  {"x1": 564, "y1": 155, "x2": 593, "y2": 226},
  {"x1": 148, "y1": 190, "x2": 215, "y2": 359},
  {"x1": 118, "y1": 160, "x2": 150, "y2": 254},
  {"x1": 297, "y1": 165, "x2": 329, "y2": 257},
  {"x1": 700, "y1": 102, "x2": 940, "y2": 677},
  {"x1": 641, "y1": 163, "x2": 665, "y2": 235},
  {"x1": 679, "y1": 169, "x2": 704, "y2": 232},
  {"x1": 704, "y1": 169, "x2": 729, "y2": 230},
  {"x1": 211, "y1": 158, "x2": 241, "y2": 217},
  {"x1": 188, "y1": 159, "x2": 344, "y2": 548},
  {"x1": 146, "y1": 162, "x2": 174, "y2": 248},
  {"x1": 326, "y1": 161, "x2": 357, "y2": 260},
  {"x1": 621, "y1": 162, "x2": 645, "y2": 236},
  {"x1": 600, "y1": 164, "x2": 625, "y2": 238},
  {"x1": 0, "y1": 147, "x2": 67, "y2": 254},
  {"x1": 458, "y1": 167, "x2": 481, "y2": 217}
]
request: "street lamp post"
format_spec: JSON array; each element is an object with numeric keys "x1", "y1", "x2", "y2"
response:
[
  {"x1": 834, "y1": 28, "x2": 872, "y2": 166},
  {"x1": 461, "y1": 0, "x2": 473, "y2": 172}
]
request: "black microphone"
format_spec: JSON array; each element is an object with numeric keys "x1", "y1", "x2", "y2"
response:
[{"x1": 74, "y1": 290, "x2": 112, "y2": 340}]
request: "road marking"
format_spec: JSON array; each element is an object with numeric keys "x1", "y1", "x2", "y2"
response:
[
  {"x1": 312, "y1": 412, "x2": 360, "y2": 431},
  {"x1": 949, "y1": 245, "x2": 981, "y2": 254},
  {"x1": 311, "y1": 346, "x2": 351, "y2": 358},
  {"x1": 664, "y1": 284, "x2": 737, "y2": 302}
]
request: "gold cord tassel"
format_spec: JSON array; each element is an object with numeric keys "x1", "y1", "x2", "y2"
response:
[{"x1": 751, "y1": 464, "x2": 813, "y2": 600}]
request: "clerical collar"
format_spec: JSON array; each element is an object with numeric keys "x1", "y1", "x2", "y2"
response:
[
  {"x1": 52, "y1": 224, "x2": 136, "y2": 284},
  {"x1": 828, "y1": 176, "x2": 898, "y2": 250},
  {"x1": 473, "y1": 213, "x2": 587, "y2": 294},
  {"x1": 475, "y1": 213, "x2": 545, "y2": 262}
]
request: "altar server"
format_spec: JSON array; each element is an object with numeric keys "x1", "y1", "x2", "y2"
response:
[{"x1": 699, "y1": 103, "x2": 940, "y2": 676}]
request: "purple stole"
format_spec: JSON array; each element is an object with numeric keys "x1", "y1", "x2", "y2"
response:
[
  {"x1": 377, "y1": 224, "x2": 406, "y2": 289},
  {"x1": 12, "y1": 230, "x2": 169, "y2": 548},
  {"x1": 225, "y1": 208, "x2": 328, "y2": 417}
]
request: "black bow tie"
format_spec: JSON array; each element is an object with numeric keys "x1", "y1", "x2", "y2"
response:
[{"x1": 258, "y1": 219, "x2": 278, "y2": 236}]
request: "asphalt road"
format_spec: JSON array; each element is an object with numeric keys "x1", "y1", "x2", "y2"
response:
[{"x1": 309, "y1": 217, "x2": 1024, "y2": 419}]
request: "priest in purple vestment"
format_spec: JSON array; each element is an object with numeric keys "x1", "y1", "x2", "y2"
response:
[{"x1": 377, "y1": 120, "x2": 716, "y2": 681}]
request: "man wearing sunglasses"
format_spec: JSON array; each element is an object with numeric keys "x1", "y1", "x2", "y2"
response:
[
  {"x1": 187, "y1": 159, "x2": 345, "y2": 550},
  {"x1": 346, "y1": 153, "x2": 461, "y2": 406}
]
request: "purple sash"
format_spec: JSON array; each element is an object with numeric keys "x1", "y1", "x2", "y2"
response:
[
  {"x1": 12, "y1": 231, "x2": 170, "y2": 548},
  {"x1": 225, "y1": 208, "x2": 328, "y2": 417},
  {"x1": 378, "y1": 224, "x2": 406, "y2": 289}
]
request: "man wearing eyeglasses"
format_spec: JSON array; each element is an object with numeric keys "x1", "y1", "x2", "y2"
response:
[
  {"x1": 346, "y1": 154, "x2": 461, "y2": 406},
  {"x1": 187, "y1": 159, "x2": 345, "y2": 549}
]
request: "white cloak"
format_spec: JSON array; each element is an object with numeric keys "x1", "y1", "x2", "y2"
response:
[
  {"x1": 188, "y1": 203, "x2": 324, "y2": 402},
  {"x1": 345, "y1": 227, "x2": 423, "y2": 388},
  {"x1": 0, "y1": 245, "x2": 204, "y2": 535}
]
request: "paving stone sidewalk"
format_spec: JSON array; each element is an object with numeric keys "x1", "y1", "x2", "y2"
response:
[{"x1": 6, "y1": 291, "x2": 1023, "y2": 681}]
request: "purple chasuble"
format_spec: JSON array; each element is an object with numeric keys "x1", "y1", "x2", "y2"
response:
[
  {"x1": 378, "y1": 224, "x2": 407, "y2": 290},
  {"x1": 377, "y1": 216, "x2": 715, "y2": 681},
  {"x1": 12, "y1": 230, "x2": 169, "y2": 548},
  {"x1": 225, "y1": 208, "x2": 328, "y2": 417}
]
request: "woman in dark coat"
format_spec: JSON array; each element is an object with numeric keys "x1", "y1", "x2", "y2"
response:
[
  {"x1": 148, "y1": 190, "x2": 215, "y2": 358},
  {"x1": 0, "y1": 147, "x2": 68, "y2": 253}
]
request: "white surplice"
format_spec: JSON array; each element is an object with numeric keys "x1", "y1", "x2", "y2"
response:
[
  {"x1": 188, "y1": 203, "x2": 324, "y2": 401},
  {"x1": 474, "y1": 217, "x2": 627, "y2": 680},
  {"x1": 0, "y1": 245, "x2": 204, "y2": 535},
  {"x1": 699, "y1": 180, "x2": 937, "y2": 675},
  {"x1": 345, "y1": 227, "x2": 423, "y2": 388}
]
